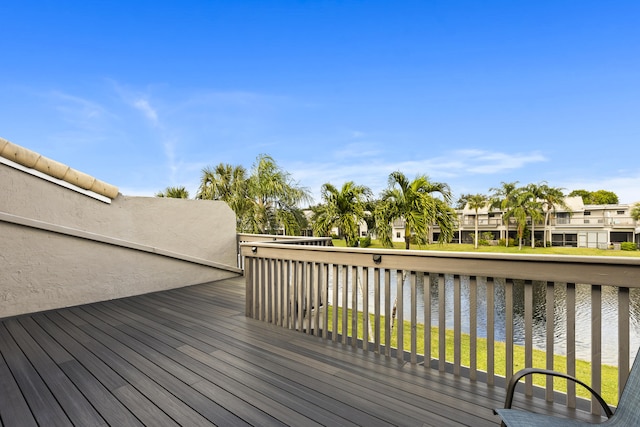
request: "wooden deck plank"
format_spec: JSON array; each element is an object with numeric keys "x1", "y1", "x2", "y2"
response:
[
  {"x1": 129, "y1": 282, "x2": 493, "y2": 425},
  {"x1": 117, "y1": 280, "x2": 501, "y2": 426},
  {"x1": 3, "y1": 319, "x2": 107, "y2": 427},
  {"x1": 0, "y1": 277, "x2": 518, "y2": 426},
  {"x1": 0, "y1": 347, "x2": 38, "y2": 427}
]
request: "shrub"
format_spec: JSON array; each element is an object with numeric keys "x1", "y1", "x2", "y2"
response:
[
  {"x1": 621, "y1": 242, "x2": 638, "y2": 251},
  {"x1": 478, "y1": 239, "x2": 490, "y2": 246},
  {"x1": 499, "y1": 238, "x2": 516, "y2": 247},
  {"x1": 359, "y1": 236, "x2": 371, "y2": 248}
]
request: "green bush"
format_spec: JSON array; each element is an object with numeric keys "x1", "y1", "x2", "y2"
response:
[
  {"x1": 481, "y1": 232, "x2": 494, "y2": 241},
  {"x1": 621, "y1": 242, "x2": 638, "y2": 251},
  {"x1": 498, "y1": 238, "x2": 516, "y2": 247},
  {"x1": 478, "y1": 239, "x2": 490, "y2": 246},
  {"x1": 359, "y1": 236, "x2": 371, "y2": 248}
]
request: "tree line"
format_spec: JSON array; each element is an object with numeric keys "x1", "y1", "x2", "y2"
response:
[{"x1": 155, "y1": 154, "x2": 635, "y2": 250}]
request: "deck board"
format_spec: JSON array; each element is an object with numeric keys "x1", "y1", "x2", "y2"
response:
[{"x1": 0, "y1": 276, "x2": 521, "y2": 426}]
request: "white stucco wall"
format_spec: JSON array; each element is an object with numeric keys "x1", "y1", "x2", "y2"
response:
[{"x1": 0, "y1": 161, "x2": 240, "y2": 318}]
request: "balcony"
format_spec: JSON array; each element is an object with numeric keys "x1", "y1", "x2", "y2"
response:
[
  {"x1": 4, "y1": 240, "x2": 639, "y2": 425},
  {"x1": 6, "y1": 141, "x2": 636, "y2": 425},
  {"x1": 242, "y1": 238, "x2": 640, "y2": 423}
]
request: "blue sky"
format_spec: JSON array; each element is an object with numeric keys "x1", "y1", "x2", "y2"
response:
[{"x1": 2, "y1": 1, "x2": 639, "y2": 204}]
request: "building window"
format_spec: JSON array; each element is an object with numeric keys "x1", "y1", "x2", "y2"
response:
[
  {"x1": 617, "y1": 210, "x2": 625, "y2": 215},
  {"x1": 584, "y1": 211, "x2": 591, "y2": 216},
  {"x1": 396, "y1": 232, "x2": 401, "y2": 239},
  {"x1": 556, "y1": 212, "x2": 570, "y2": 224}
]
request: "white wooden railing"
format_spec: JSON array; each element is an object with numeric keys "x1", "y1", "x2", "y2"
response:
[{"x1": 240, "y1": 240, "x2": 640, "y2": 414}]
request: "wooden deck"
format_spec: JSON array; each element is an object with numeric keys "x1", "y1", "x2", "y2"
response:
[{"x1": 0, "y1": 276, "x2": 569, "y2": 426}]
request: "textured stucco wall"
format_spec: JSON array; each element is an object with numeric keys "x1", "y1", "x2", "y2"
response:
[{"x1": 0, "y1": 162, "x2": 240, "y2": 318}]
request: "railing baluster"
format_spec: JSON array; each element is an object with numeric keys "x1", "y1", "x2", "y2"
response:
[
  {"x1": 524, "y1": 280, "x2": 534, "y2": 396},
  {"x1": 320, "y1": 263, "x2": 331, "y2": 339},
  {"x1": 546, "y1": 282, "x2": 555, "y2": 401},
  {"x1": 591, "y1": 284, "x2": 602, "y2": 416},
  {"x1": 470, "y1": 276, "x2": 478, "y2": 381},
  {"x1": 352, "y1": 266, "x2": 358, "y2": 349},
  {"x1": 258, "y1": 257, "x2": 266, "y2": 321},
  {"x1": 619, "y1": 287, "x2": 630, "y2": 399},
  {"x1": 424, "y1": 273, "x2": 433, "y2": 369},
  {"x1": 306, "y1": 262, "x2": 313, "y2": 334},
  {"x1": 313, "y1": 262, "x2": 321, "y2": 336},
  {"x1": 567, "y1": 282, "x2": 576, "y2": 408},
  {"x1": 454, "y1": 275, "x2": 461, "y2": 375},
  {"x1": 410, "y1": 272, "x2": 417, "y2": 364},
  {"x1": 267, "y1": 258, "x2": 274, "y2": 324},
  {"x1": 296, "y1": 261, "x2": 304, "y2": 332},
  {"x1": 396, "y1": 270, "x2": 404, "y2": 362},
  {"x1": 286, "y1": 260, "x2": 292, "y2": 329},
  {"x1": 439, "y1": 274, "x2": 446, "y2": 372},
  {"x1": 374, "y1": 267, "x2": 381, "y2": 353},
  {"x1": 363, "y1": 267, "x2": 370, "y2": 352},
  {"x1": 245, "y1": 256, "x2": 254, "y2": 317},
  {"x1": 385, "y1": 269, "x2": 391, "y2": 357},
  {"x1": 332, "y1": 264, "x2": 339, "y2": 342},
  {"x1": 342, "y1": 265, "x2": 348, "y2": 345},
  {"x1": 486, "y1": 278, "x2": 495, "y2": 386},
  {"x1": 505, "y1": 278, "x2": 514, "y2": 381}
]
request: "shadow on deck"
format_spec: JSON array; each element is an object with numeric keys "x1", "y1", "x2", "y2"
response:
[{"x1": 0, "y1": 277, "x2": 532, "y2": 426}]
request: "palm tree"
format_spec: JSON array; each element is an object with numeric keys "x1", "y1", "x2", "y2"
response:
[
  {"x1": 503, "y1": 187, "x2": 530, "y2": 250},
  {"x1": 467, "y1": 194, "x2": 488, "y2": 249},
  {"x1": 197, "y1": 155, "x2": 310, "y2": 234},
  {"x1": 312, "y1": 181, "x2": 372, "y2": 246},
  {"x1": 503, "y1": 186, "x2": 544, "y2": 250},
  {"x1": 536, "y1": 183, "x2": 570, "y2": 247},
  {"x1": 196, "y1": 163, "x2": 249, "y2": 230},
  {"x1": 489, "y1": 181, "x2": 519, "y2": 246},
  {"x1": 155, "y1": 186, "x2": 190, "y2": 199},
  {"x1": 375, "y1": 171, "x2": 456, "y2": 249},
  {"x1": 243, "y1": 154, "x2": 311, "y2": 235}
]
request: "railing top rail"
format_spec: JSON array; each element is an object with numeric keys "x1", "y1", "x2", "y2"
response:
[
  {"x1": 237, "y1": 233, "x2": 332, "y2": 244},
  {"x1": 240, "y1": 242, "x2": 640, "y2": 287}
]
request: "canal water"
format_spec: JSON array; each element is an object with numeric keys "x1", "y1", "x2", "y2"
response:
[{"x1": 330, "y1": 268, "x2": 640, "y2": 366}]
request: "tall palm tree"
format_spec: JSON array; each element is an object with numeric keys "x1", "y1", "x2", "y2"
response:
[
  {"x1": 196, "y1": 163, "x2": 249, "y2": 230},
  {"x1": 243, "y1": 154, "x2": 311, "y2": 235},
  {"x1": 525, "y1": 183, "x2": 546, "y2": 248},
  {"x1": 503, "y1": 187, "x2": 531, "y2": 250},
  {"x1": 197, "y1": 155, "x2": 310, "y2": 234},
  {"x1": 155, "y1": 186, "x2": 190, "y2": 199},
  {"x1": 490, "y1": 181, "x2": 519, "y2": 246},
  {"x1": 467, "y1": 194, "x2": 488, "y2": 249},
  {"x1": 536, "y1": 183, "x2": 570, "y2": 247},
  {"x1": 312, "y1": 181, "x2": 372, "y2": 246},
  {"x1": 375, "y1": 171, "x2": 456, "y2": 249}
]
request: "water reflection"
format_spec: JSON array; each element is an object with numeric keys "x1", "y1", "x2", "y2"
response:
[{"x1": 329, "y1": 266, "x2": 640, "y2": 366}]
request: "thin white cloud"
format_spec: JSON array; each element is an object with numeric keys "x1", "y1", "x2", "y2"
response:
[
  {"x1": 133, "y1": 98, "x2": 159, "y2": 125},
  {"x1": 289, "y1": 148, "x2": 549, "y2": 204},
  {"x1": 432, "y1": 149, "x2": 547, "y2": 175},
  {"x1": 49, "y1": 90, "x2": 111, "y2": 129},
  {"x1": 332, "y1": 142, "x2": 382, "y2": 159}
]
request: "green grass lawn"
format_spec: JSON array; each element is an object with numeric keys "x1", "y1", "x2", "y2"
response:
[
  {"x1": 332, "y1": 238, "x2": 640, "y2": 257},
  {"x1": 329, "y1": 306, "x2": 620, "y2": 405}
]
